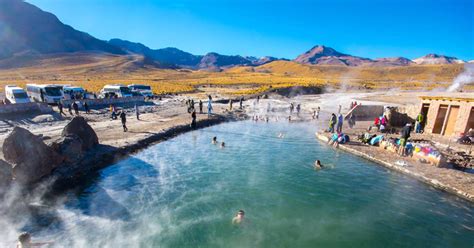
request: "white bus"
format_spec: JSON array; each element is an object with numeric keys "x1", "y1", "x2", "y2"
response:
[
  {"x1": 26, "y1": 84, "x2": 63, "y2": 104},
  {"x1": 62, "y1": 86, "x2": 86, "y2": 100},
  {"x1": 128, "y1": 84, "x2": 153, "y2": 97},
  {"x1": 4, "y1": 85, "x2": 30, "y2": 104},
  {"x1": 100, "y1": 84, "x2": 133, "y2": 98}
]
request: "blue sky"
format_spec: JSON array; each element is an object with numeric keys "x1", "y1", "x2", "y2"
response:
[{"x1": 28, "y1": 0, "x2": 473, "y2": 60}]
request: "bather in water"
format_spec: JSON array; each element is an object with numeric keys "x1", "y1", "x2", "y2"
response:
[
  {"x1": 232, "y1": 210, "x2": 245, "y2": 225},
  {"x1": 314, "y1": 160, "x2": 324, "y2": 170}
]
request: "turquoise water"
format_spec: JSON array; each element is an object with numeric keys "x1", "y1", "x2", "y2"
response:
[{"x1": 44, "y1": 121, "x2": 473, "y2": 247}]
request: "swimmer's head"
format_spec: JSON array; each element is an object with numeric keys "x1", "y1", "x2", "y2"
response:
[
  {"x1": 316, "y1": 160, "x2": 321, "y2": 165},
  {"x1": 213, "y1": 137, "x2": 217, "y2": 141},
  {"x1": 238, "y1": 210, "x2": 245, "y2": 216},
  {"x1": 221, "y1": 142, "x2": 225, "y2": 147},
  {"x1": 18, "y1": 232, "x2": 31, "y2": 244}
]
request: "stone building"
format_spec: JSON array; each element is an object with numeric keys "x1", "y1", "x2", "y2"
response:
[{"x1": 420, "y1": 96, "x2": 474, "y2": 137}]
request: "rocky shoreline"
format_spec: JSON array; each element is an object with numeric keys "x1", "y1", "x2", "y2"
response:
[
  {"x1": 0, "y1": 112, "x2": 240, "y2": 196},
  {"x1": 315, "y1": 132, "x2": 474, "y2": 203}
]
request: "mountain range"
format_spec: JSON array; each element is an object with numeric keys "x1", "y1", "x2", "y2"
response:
[{"x1": 0, "y1": 0, "x2": 468, "y2": 70}]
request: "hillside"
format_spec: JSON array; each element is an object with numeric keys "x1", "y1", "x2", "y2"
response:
[{"x1": 0, "y1": 0, "x2": 124, "y2": 59}]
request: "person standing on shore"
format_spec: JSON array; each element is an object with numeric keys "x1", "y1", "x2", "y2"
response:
[
  {"x1": 135, "y1": 104, "x2": 140, "y2": 120},
  {"x1": 207, "y1": 96, "x2": 213, "y2": 117},
  {"x1": 191, "y1": 109, "x2": 196, "y2": 129},
  {"x1": 398, "y1": 123, "x2": 412, "y2": 156},
  {"x1": 348, "y1": 113, "x2": 356, "y2": 128},
  {"x1": 72, "y1": 101, "x2": 79, "y2": 115},
  {"x1": 83, "y1": 101, "x2": 89, "y2": 114},
  {"x1": 120, "y1": 110, "x2": 128, "y2": 132},
  {"x1": 316, "y1": 106, "x2": 320, "y2": 119},
  {"x1": 415, "y1": 112, "x2": 423, "y2": 133},
  {"x1": 68, "y1": 102, "x2": 72, "y2": 115},
  {"x1": 57, "y1": 101, "x2": 65, "y2": 116},
  {"x1": 329, "y1": 113, "x2": 337, "y2": 133},
  {"x1": 229, "y1": 99, "x2": 233, "y2": 111},
  {"x1": 336, "y1": 113, "x2": 344, "y2": 133},
  {"x1": 199, "y1": 100, "x2": 203, "y2": 114},
  {"x1": 240, "y1": 97, "x2": 243, "y2": 109},
  {"x1": 296, "y1": 104, "x2": 301, "y2": 116}
]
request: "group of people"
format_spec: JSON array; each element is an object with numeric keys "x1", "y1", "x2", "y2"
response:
[
  {"x1": 110, "y1": 104, "x2": 136, "y2": 132},
  {"x1": 328, "y1": 113, "x2": 344, "y2": 133},
  {"x1": 370, "y1": 115, "x2": 389, "y2": 132},
  {"x1": 57, "y1": 100, "x2": 89, "y2": 116},
  {"x1": 212, "y1": 136, "x2": 225, "y2": 148}
]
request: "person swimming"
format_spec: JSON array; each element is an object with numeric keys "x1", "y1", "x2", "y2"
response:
[
  {"x1": 232, "y1": 210, "x2": 245, "y2": 225},
  {"x1": 314, "y1": 160, "x2": 324, "y2": 170},
  {"x1": 17, "y1": 232, "x2": 53, "y2": 248},
  {"x1": 212, "y1": 136, "x2": 218, "y2": 144},
  {"x1": 220, "y1": 142, "x2": 225, "y2": 148}
]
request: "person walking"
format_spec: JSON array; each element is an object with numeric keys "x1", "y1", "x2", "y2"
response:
[
  {"x1": 57, "y1": 101, "x2": 65, "y2": 116},
  {"x1": 72, "y1": 101, "x2": 79, "y2": 115},
  {"x1": 316, "y1": 106, "x2": 320, "y2": 119},
  {"x1": 191, "y1": 109, "x2": 197, "y2": 129},
  {"x1": 229, "y1": 99, "x2": 233, "y2": 111},
  {"x1": 239, "y1": 97, "x2": 243, "y2": 109},
  {"x1": 135, "y1": 104, "x2": 140, "y2": 120},
  {"x1": 199, "y1": 100, "x2": 203, "y2": 114},
  {"x1": 120, "y1": 111, "x2": 128, "y2": 132},
  {"x1": 296, "y1": 104, "x2": 301, "y2": 116}
]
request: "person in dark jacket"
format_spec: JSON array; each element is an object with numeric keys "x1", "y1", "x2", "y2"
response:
[
  {"x1": 191, "y1": 110, "x2": 197, "y2": 129},
  {"x1": 72, "y1": 102, "x2": 79, "y2": 115},
  {"x1": 398, "y1": 123, "x2": 412, "y2": 156},
  {"x1": 120, "y1": 111, "x2": 128, "y2": 132}
]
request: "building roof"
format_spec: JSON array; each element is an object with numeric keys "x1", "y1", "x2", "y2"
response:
[{"x1": 420, "y1": 96, "x2": 474, "y2": 102}]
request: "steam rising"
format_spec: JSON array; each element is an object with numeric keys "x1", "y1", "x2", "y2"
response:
[{"x1": 447, "y1": 63, "x2": 474, "y2": 92}]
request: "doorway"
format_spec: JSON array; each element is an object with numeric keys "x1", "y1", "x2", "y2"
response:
[
  {"x1": 432, "y1": 105, "x2": 448, "y2": 134},
  {"x1": 443, "y1": 105, "x2": 459, "y2": 136}
]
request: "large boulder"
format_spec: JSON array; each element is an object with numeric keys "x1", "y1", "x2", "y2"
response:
[
  {"x1": 3, "y1": 127, "x2": 63, "y2": 184},
  {"x1": 61, "y1": 116, "x2": 98, "y2": 150},
  {"x1": 0, "y1": 159, "x2": 13, "y2": 187},
  {"x1": 50, "y1": 134, "x2": 83, "y2": 163}
]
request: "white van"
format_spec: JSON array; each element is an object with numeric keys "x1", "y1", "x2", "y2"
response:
[
  {"x1": 4, "y1": 85, "x2": 30, "y2": 104},
  {"x1": 128, "y1": 84, "x2": 153, "y2": 97},
  {"x1": 100, "y1": 84, "x2": 133, "y2": 98},
  {"x1": 26, "y1": 84, "x2": 63, "y2": 104},
  {"x1": 63, "y1": 86, "x2": 86, "y2": 100}
]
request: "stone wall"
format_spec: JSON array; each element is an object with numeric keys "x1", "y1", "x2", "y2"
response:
[
  {"x1": 0, "y1": 102, "x2": 53, "y2": 115},
  {"x1": 349, "y1": 105, "x2": 384, "y2": 119}
]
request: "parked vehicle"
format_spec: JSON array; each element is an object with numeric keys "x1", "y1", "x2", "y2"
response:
[
  {"x1": 100, "y1": 84, "x2": 133, "y2": 98},
  {"x1": 128, "y1": 84, "x2": 153, "y2": 97},
  {"x1": 26, "y1": 84, "x2": 63, "y2": 104},
  {"x1": 4, "y1": 85, "x2": 30, "y2": 104},
  {"x1": 63, "y1": 86, "x2": 86, "y2": 100}
]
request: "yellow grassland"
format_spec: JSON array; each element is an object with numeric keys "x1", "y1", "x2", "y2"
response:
[{"x1": 0, "y1": 58, "x2": 469, "y2": 95}]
